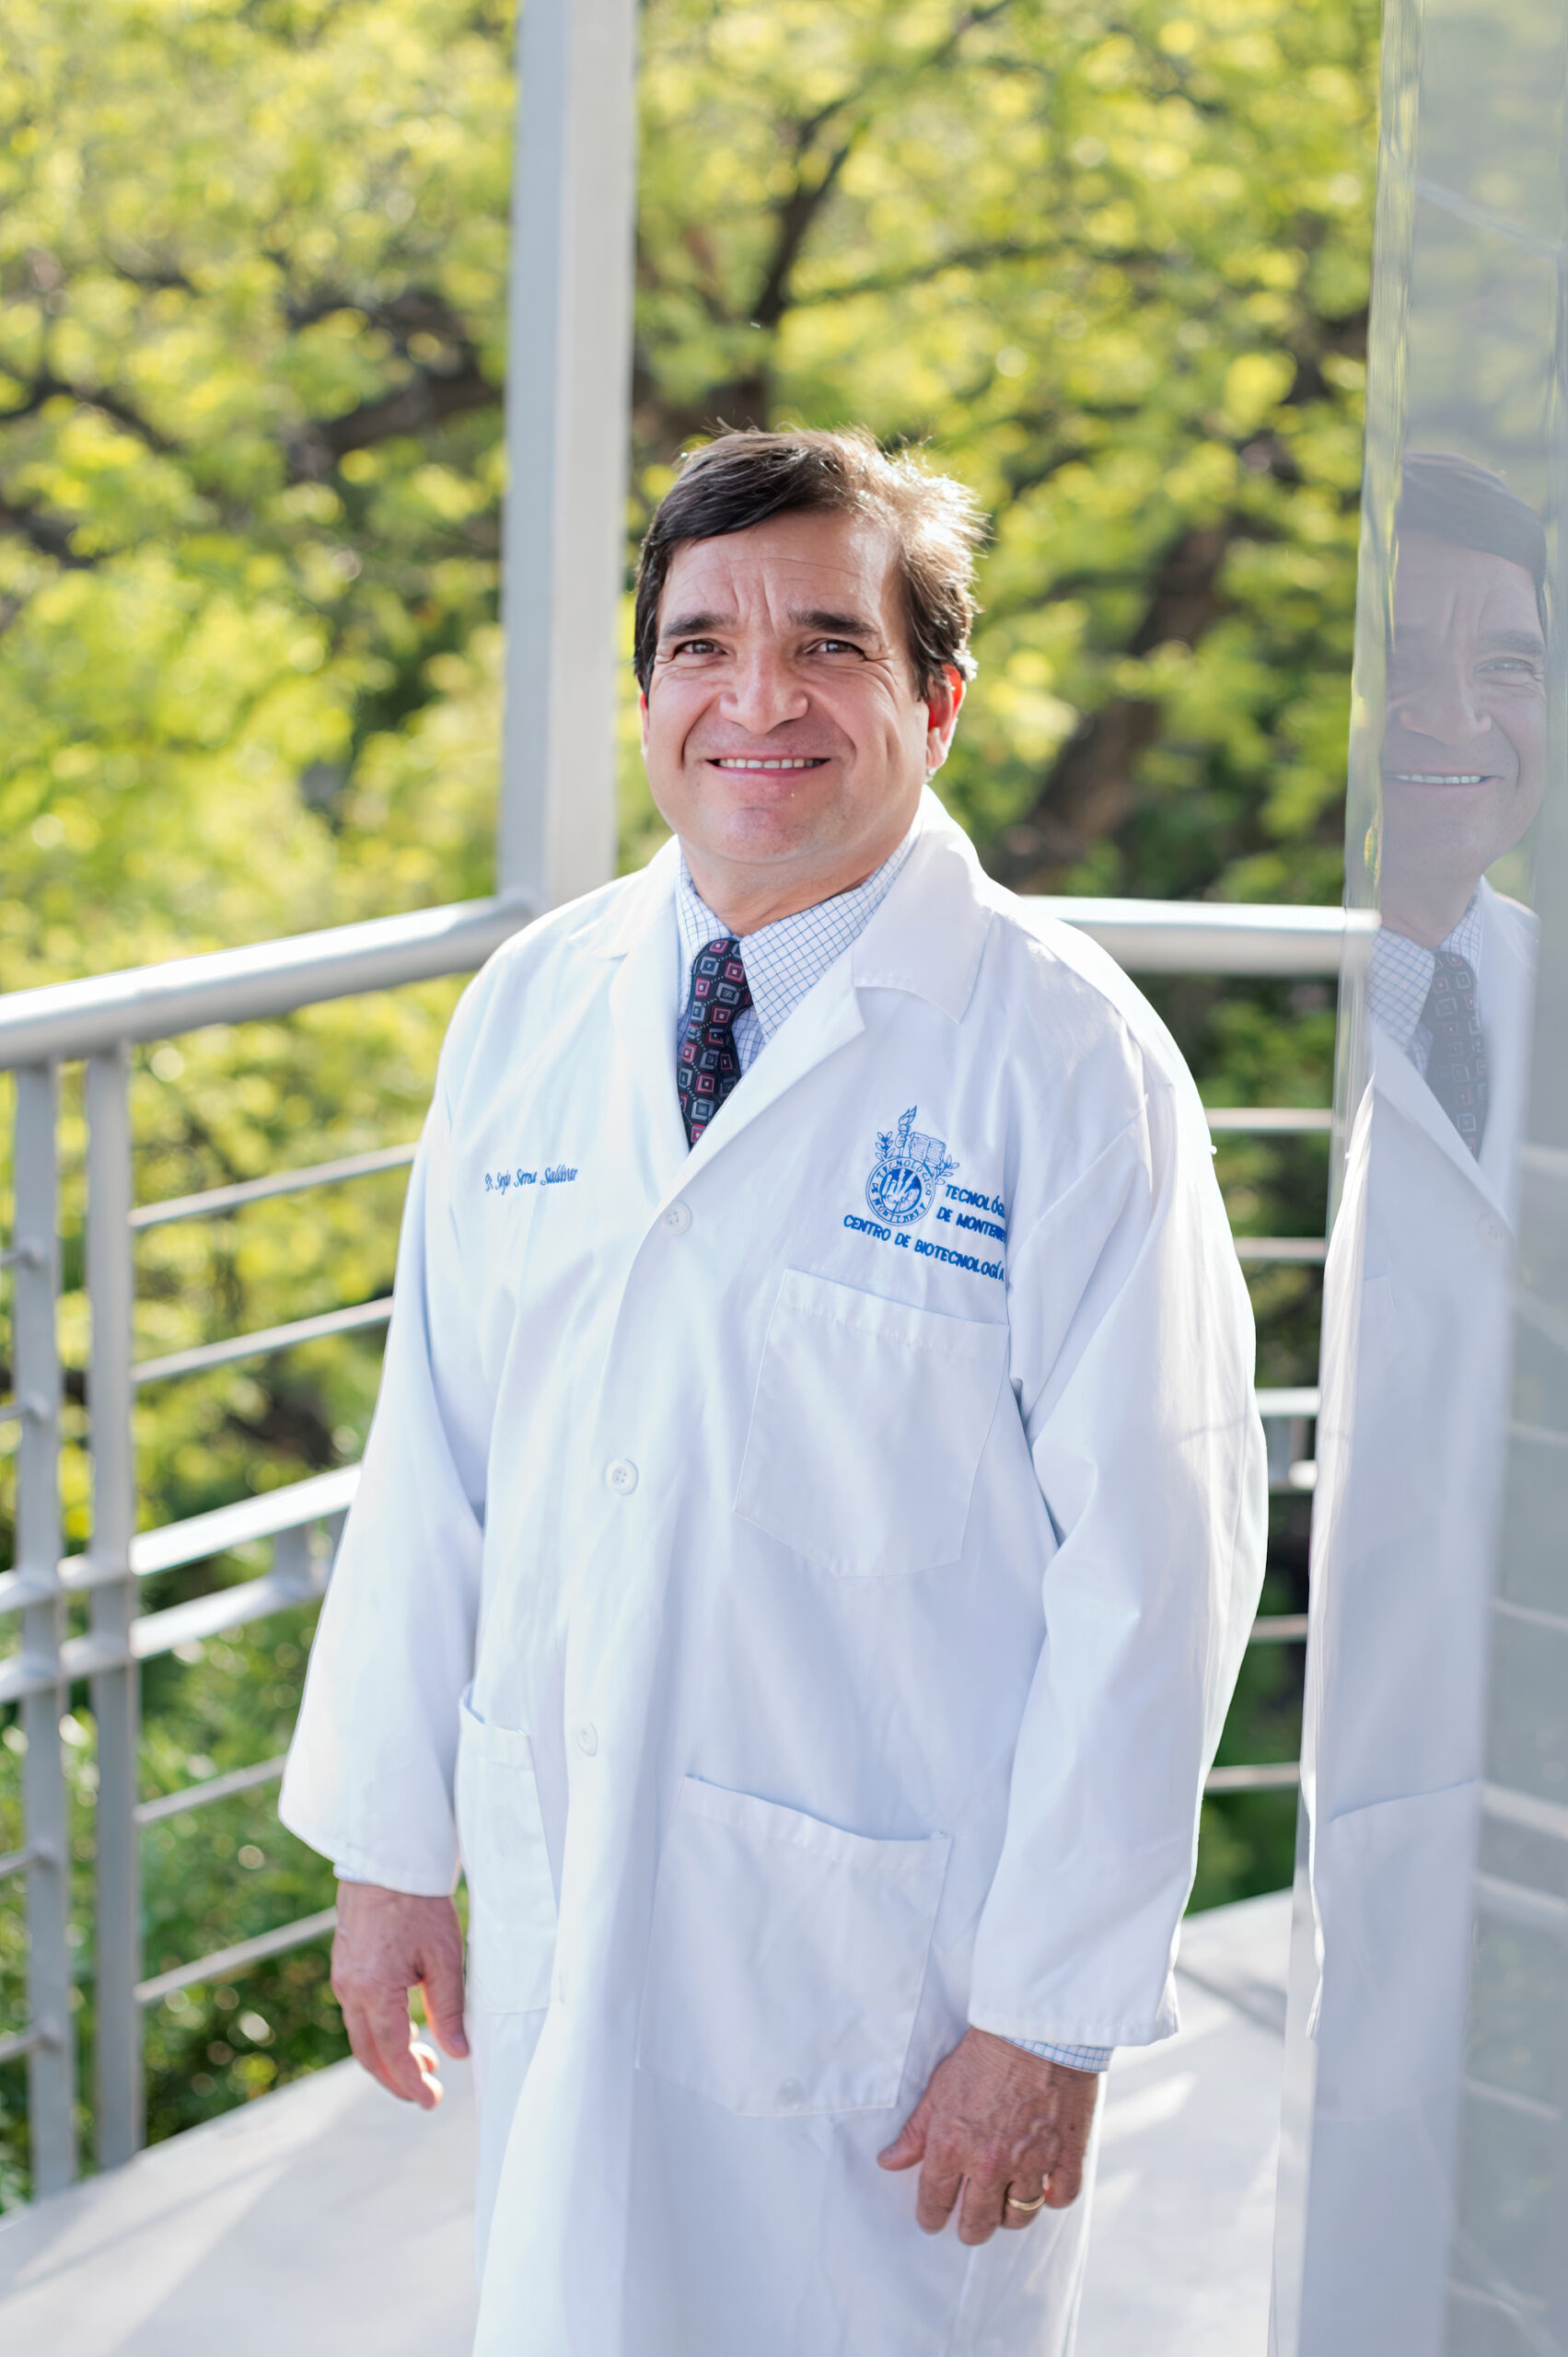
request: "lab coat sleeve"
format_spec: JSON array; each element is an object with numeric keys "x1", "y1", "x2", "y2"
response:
[
  {"x1": 968, "y1": 1074, "x2": 1267, "y2": 2049},
  {"x1": 278, "y1": 1029, "x2": 491, "y2": 1897}
]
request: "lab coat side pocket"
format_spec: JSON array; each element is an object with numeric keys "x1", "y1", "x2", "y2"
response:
[
  {"x1": 454, "y1": 1686, "x2": 557, "y2": 2016},
  {"x1": 1311, "y1": 1780, "x2": 1478, "y2": 2120},
  {"x1": 636, "y1": 1776, "x2": 951, "y2": 2117}
]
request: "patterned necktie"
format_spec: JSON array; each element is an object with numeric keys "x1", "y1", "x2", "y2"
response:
[
  {"x1": 677, "y1": 937, "x2": 751, "y2": 1148},
  {"x1": 1423, "y1": 948, "x2": 1489, "y2": 1156}
]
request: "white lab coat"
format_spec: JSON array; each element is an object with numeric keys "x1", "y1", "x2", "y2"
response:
[
  {"x1": 1295, "y1": 881, "x2": 1536, "y2": 2354},
  {"x1": 281, "y1": 795, "x2": 1266, "y2": 2357}
]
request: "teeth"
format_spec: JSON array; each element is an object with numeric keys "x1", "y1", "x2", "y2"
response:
[
  {"x1": 712, "y1": 758, "x2": 825, "y2": 771},
  {"x1": 1389, "y1": 772, "x2": 1488, "y2": 784}
]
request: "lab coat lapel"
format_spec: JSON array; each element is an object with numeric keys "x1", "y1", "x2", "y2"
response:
[
  {"x1": 673, "y1": 795, "x2": 992, "y2": 1190},
  {"x1": 1476, "y1": 880, "x2": 1537, "y2": 1221},
  {"x1": 599, "y1": 842, "x2": 690, "y2": 1206},
  {"x1": 1372, "y1": 1026, "x2": 1504, "y2": 1215},
  {"x1": 1370, "y1": 879, "x2": 1537, "y2": 1228}
]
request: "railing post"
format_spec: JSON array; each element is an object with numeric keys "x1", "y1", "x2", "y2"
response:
[
  {"x1": 86, "y1": 1045, "x2": 140, "y2": 2164},
  {"x1": 14, "y1": 1062, "x2": 75, "y2": 2192},
  {"x1": 497, "y1": 0, "x2": 638, "y2": 911}
]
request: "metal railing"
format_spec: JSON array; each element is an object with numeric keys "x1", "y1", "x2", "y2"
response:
[{"x1": 0, "y1": 888, "x2": 1342, "y2": 2193}]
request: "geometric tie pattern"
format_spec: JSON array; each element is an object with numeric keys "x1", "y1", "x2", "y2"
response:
[
  {"x1": 1422, "y1": 947, "x2": 1489, "y2": 1157},
  {"x1": 676, "y1": 936, "x2": 751, "y2": 1148}
]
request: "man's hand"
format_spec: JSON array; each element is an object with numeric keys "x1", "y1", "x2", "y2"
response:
[
  {"x1": 331, "y1": 1881, "x2": 469, "y2": 2110},
  {"x1": 877, "y1": 2028, "x2": 1099, "y2": 2244}
]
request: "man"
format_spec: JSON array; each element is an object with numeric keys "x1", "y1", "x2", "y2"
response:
[
  {"x1": 1291, "y1": 454, "x2": 1543, "y2": 2352},
  {"x1": 281, "y1": 427, "x2": 1266, "y2": 2356}
]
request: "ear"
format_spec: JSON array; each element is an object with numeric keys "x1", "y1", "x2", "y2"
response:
[
  {"x1": 639, "y1": 687, "x2": 650, "y2": 756},
  {"x1": 924, "y1": 665, "x2": 966, "y2": 774}
]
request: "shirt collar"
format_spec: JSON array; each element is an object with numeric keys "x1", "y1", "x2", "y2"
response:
[
  {"x1": 1368, "y1": 893, "x2": 1484, "y2": 1053},
  {"x1": 676, "y1": 807, "x2": 923, "y2": 1043}
]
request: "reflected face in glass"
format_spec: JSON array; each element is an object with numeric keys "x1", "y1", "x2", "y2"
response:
[{"x1": 1382, "y1": 532, "x2": 1546, "y2": 934}]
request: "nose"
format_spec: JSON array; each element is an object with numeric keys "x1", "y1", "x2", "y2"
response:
[
  {"x1": 721, "y1": 647, "x2": 809, "y2": 736},
  {"x1": 1391, "y1": 662, "x2": 1493, "y2": 748}
]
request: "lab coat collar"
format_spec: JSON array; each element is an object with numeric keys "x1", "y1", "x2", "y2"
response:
[
  {"x1": 587, "y1": 793, "x2": 995, "y2": 1196},
  {"x1": 850, "y1": 789, "x2": 994, "y2": 1025}
]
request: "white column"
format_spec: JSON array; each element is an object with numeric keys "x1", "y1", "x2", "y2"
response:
[{"x1": 497, "y1": 0, "x2": 640, "y2": 911}]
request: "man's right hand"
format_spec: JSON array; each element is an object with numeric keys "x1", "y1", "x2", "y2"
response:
[{"x1": 331, "y1": 1880, "x2": 469, "y2": 2109}]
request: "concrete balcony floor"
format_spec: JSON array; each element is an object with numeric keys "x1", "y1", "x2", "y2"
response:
[{"x1": 0, "y1": 1887, "x2": 1288, "y2": 2356}]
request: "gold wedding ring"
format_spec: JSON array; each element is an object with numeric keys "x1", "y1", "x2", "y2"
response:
[{"x1": 1005, "y1": 2185, "x2": 1048, "y2": 2213}]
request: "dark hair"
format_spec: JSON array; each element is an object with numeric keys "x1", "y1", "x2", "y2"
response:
[
  {"x1": 1398, "y1": 451, "x2": 1547, "y2": 603},
  {"x1": 633, "y1": 427, "x2": 986, "y2": 697}
]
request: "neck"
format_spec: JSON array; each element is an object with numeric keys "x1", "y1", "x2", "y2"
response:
[
  {"x1": 681, "y1": 806, "x2": 918, "y2": 936},
  {"x1": 1380, "y1": 874, "x2": 1480, "y2": 950}
]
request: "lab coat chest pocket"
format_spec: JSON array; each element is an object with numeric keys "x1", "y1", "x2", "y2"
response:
[
  {"x1": 637, "y1": 1778, "x2": 950, "y2": 2116},
  {"x1": 734, "y1": 1269, "x2": 1008, "y2": 1576},
  {"x1": 454, "y1": 1687, "x2": 557, "y2": 2015}
]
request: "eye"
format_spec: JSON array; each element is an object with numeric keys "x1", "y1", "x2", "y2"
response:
[
  {"x1": 810, "y1": 638, "x2": 865, "y2": 657},
  {"x1": 668, "y1": 638, "x2": 722, "y2": 658}
]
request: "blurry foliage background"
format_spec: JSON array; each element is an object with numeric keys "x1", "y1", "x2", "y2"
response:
[{"x1": 0, "y1": 0, "x2": 1376, "y2": 2196}]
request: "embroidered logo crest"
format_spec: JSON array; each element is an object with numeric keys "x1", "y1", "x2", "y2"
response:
[{"x1": 864, "y1": 1107, "x2": 959, "y2": 1227}]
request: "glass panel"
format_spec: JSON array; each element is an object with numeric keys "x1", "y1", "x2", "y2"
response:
[{"x1": 1275, "y1": 0, "x2": 1568, "y2": 2349}]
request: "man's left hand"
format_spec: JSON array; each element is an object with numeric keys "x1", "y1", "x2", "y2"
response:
[{"x1": 877, "y1": 2028, "x2": 1100, "y2": 2243}]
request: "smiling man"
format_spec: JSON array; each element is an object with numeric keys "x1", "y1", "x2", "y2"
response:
[{"x1": 281, "y1": 428, "x2": 1266, "y2": 2357}]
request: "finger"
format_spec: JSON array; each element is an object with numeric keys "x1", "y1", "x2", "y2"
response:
[
  {"x1": 956, "y1": 2167, "x2": 1008, "y2": 2247},
  {"x1": 419, "y1": 1933, "x2": 470, "y2": 2060},
  {"x1": 914, "y1": 2145, "x2": 965, "y2": 2235},
  {"x1": 409, "y1": 2038, "x2": 446, "y2": 2105},
  {"x1": 877, "y1": 2089, "x2": 933, "y2": 2171},
  {"x1": 1001, "y1": 2179, "x2": 1049, "y2": 2230},
  {"x1": 360, "y1": 1988, "x2": 436, "y2": 2107},
  {"x1": 341, "y1": 1991, "x2": 417, "y2": 2103}
]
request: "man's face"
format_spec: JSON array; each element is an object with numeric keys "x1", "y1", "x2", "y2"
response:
[
  {"x1": 1382, "y1": 531, "x2": 1546, "y2": 901},
  {"x1": 640, "y1": 509, "x2": 960, "y2": 895}
]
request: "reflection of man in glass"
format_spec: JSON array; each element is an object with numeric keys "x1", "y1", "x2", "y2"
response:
[
  {"x1": 1374, "y1": 453, "x2": 1545, "y2": 1155},
  {"x1": 1294, "y1": 456, "x2": 1543, "y2": 2355}
]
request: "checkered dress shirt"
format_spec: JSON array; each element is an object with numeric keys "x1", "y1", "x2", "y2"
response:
[
  {"x1": 674, "y1": 816, "x2": 920, "y2": 1070},
  {"x1": 672, "y1": 810, "x2": 1113, "y2": 2076},
  {"x1": 1368, "y1": 897, "x2": 1484, "y2": 1078}
]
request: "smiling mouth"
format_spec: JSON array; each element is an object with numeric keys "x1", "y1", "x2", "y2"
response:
[
  {"x1": 708, "y1": 756, "x2": 829, "y2": 772},
  {"x1": 1386, "y1": 771, "x2": 1494, "y2": 784}
]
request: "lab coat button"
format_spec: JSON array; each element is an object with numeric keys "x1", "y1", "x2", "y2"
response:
[
  {"x1": 778, "y1": 2079, "x2": 805, "y2": 2107},
  {"x1": 605, "y1": 1458, "x2": 638, "y2": 1494},
  {"x1": 1477, "y1": 1213, "x2": 1505, "y2": 1248},
  {"x1": 662, "y1": 1200, "x2": 692, "y2": 1235},
  {"x1": 575, "y1": 1722, "x2": 598, "y2": 1756}
]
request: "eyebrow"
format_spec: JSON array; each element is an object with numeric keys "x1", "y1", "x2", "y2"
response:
[
  {"x1": 1479, "y1": 627, "x2": 1547, "y2": 656},
  {"x1": 657, "y1": 606, "x2": 882, "y2": 643},
  {"x1": 1393, "y1": 624, "x2": 1546, "y2": 656},
  {"x1": 659, "y1": 609, "x2": 734, "y2": 643},
  {"x1": 790, "y1": 608, "x2": 880, "y2": 638}
]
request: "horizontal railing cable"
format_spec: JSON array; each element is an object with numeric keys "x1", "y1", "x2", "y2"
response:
[
  {"x1": 135, "y1": 1907, "x2": 339, "y2": 2008},
  {"x1": 131, "y1": 1143, "x2": 419, "y2": 1229},
  {"x1": 1234, "y1": 1237, "x2": 1328, "y2": 1263},
  {"x1": 136, "y1": 1755, "x2": 288, "y2": 1827},
  {"x1": 0, "y1": 2023, "x2": 56, "y2": 2066},
  {"x1": 1204, "y1": 1108, "x2": 1333, "y2": 1133},
  {"x1": 1205, "y1": 1761, "x2": 1303, "y2": 1794},
  {"x1": 133, "y1": 1298, "x2": 392, "y2": 1387}
]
